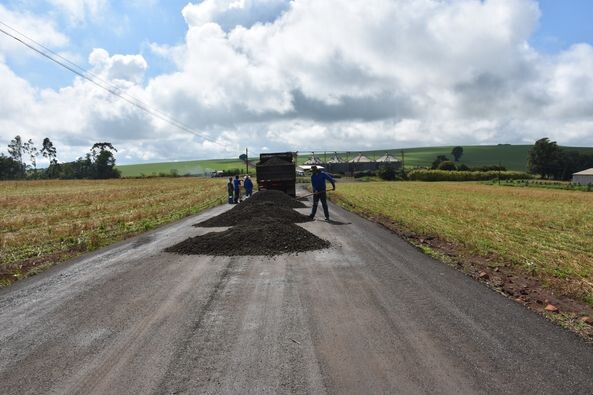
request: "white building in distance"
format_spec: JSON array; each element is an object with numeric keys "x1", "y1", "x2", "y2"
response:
[
  {"x1": 349, "y1": 153, "x2": 373, "y2": 163},
  {"x1": 376, "y1": 152, "x2": 401, "y2": 163},
  {"x1": 572, "y1": 168, "x2": 593, "y2": 185}
]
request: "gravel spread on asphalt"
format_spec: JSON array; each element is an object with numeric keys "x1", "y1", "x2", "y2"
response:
[{"x1": 166, "y1": 190, "x2": 329, "y2": 256}]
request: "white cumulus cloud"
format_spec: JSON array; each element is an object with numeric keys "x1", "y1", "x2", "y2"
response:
[
  {"x1": 0, "y1": 4, "x2": 69, "y2": 58},
  {"x1": 182, "y1": 0, "x2": 290, "y2": 30},
  {"x1": 46, "y1": 0, "x2": 108, "y2": 24},
  {"x1": 88, "y1": 48, "x2": 148, "y2": 84},
  {"x1": 3, "y1": 0, "x2": 593, "y2": 164}
]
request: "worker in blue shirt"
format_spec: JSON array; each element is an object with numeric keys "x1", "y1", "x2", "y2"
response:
[
  {"x1": 233, "y1": 175, "x2": 242, "y2": 203},
  {"x1": 309, "y1": 165, "x2": 335, "y2": 221},
  {"x1": 244, "y1": 175, "x2": 253, "y2": 197}
]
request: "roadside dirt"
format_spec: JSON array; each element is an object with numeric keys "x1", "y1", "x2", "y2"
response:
[
  {"x1": 408, "y1": 232, "x2": 593, "y2": 337},
  {"x1": 332, "y1": 202, "x2": 593, "y2": 341},
  {"x1": 0, "y1": 252, "x2": 70, "y2": 286}
]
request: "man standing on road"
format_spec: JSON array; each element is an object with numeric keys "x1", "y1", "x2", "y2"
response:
[
  {"x1": 227, "y1": 177, "x2": 234, "y2": 204},
  {"x1": 244, "y1": 175, "x2": 253, "y2": 198},
  {"x1": 309, "y1": 165, "x2": 335, "y2": 221},
  {"x1": 233, "y1": 175, "x2": 242, "y2": 203}
]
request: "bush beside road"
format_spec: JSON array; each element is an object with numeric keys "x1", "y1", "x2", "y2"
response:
[{"x1": 408, "y1": 169, "x2": 532, "y2": 181}]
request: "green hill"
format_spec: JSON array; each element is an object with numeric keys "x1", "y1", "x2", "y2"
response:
[
  {"x1": 300, "y1": 145, "x2": 593, "y2": 171},
  {"x1": 117, "y1": 159, "x2": 248, "y2": 177},
  {"x1": 117, "y1": 145, "x2": 593, "y2": 177},
  {"x1": 393, "y1": 145, "x2": 533, "y2": 170}
]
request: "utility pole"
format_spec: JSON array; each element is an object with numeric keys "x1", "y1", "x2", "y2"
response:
[{"x1": 246, "y1": 147, "x2": 249, "y2": 175}]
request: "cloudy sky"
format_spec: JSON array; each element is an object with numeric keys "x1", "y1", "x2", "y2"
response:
[{"x1": 1, "y1": 0, "x2": 593, "y2": 164}]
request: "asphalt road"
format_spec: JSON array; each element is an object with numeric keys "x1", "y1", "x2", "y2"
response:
[{"x1": 1, "y1": 197, "x2": 593, "y2": 394}]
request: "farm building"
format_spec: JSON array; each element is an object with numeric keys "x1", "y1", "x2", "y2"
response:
[
  {"x1": 322, "y1": 151, "x2": 402, "y2": 174},
  {"x1": 304, "y1": 153, "x2": 323, "y2": 165},
  {"x1": 327, "y1": 153, "x2": 345, "y2": 163},
  {"x1": 376, "y1": 152, "x2": 401, "y2": 164},
  {"x1": 375, "y1": 152, "x2": 403, "y2": 170},
  {"x1": 572, "y1": 168, "x2": 593, "y2": 185},
  {"x1": 349, "y1": 153, "x2": 373, "y2": 163}
]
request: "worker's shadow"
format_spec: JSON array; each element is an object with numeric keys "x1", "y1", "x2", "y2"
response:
[{"x1": 326, "y1": 219, "x2": 351, "y2": 225}]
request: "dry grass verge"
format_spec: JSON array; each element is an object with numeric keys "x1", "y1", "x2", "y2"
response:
[{"x1": 1, "y1": 177, "x2": 226, "y2": 286}]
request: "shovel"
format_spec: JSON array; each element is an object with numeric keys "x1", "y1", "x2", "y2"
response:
[{"x1": 296, "y1": 190, "x2": 334, "y2": 200}]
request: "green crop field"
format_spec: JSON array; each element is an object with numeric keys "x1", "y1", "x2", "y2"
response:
[
  {"x1": 0, "y1": 177, "x2": 226, "y2": 286},
  {"x1": 120, "y1": 145, "x2": 593, "y2": 176},
  {"x1": 117, "y1": 159, "x2": 251, "y2": 177},
  {"x1": 331, "y1": 181, "x2": 593, "y2": 308}
]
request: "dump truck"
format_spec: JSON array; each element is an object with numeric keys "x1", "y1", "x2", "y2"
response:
[{"x1": 256, "y1": 152, "x2": 297, "y2": 197}]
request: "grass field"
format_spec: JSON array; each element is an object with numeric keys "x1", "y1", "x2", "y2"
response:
[
  {"x1": 332, "y1": 182, "x2": 593, "y2": 307},
  {"x1": 117, "y1": 159, "x2": 250, "y2": 178},
  {"x1": 117, "y1": 145, "x2": 593, "y2": 177},
  {"x1": 0, "y1": 177, "x2": 226, "y2": 286}
]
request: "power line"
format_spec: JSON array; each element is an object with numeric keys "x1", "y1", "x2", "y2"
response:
[
  {"x1": 0, "y1": 20, "x2": 188, "y2": 131},
  {"x1": 1, "y1": 20, "x2": 122, "y2": 93},
  {"x1": 0, "y1": 20, "x2": 217, "y2": 144}
]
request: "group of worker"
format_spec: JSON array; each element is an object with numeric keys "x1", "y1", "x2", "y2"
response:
[
  {"x1": 225, "y1": 166, "x2": 336, "y2": 221},
  {"x1": 227, "y1": 175, "x2": 253, "y2": 204}
]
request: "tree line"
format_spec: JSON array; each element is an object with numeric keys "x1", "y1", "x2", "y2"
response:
[
  {"x1": 428, "y1": 140, "x2": 593, "y2": 180},
  {"x1": 0, "y1": 135, "x2": 120, "y2": 180},
  {"x1": 527, "y1": 138, "x2": 593, "y2": 180}
]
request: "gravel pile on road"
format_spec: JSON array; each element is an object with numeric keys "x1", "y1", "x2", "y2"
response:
[
  {"x1": 246, "y1": 189, "x2": 306, "y2": 208},
  {"x1": 166, "y1": 190, "x2": 329, "y2": 256},
  {"x1": 196, "y1": 190, "x2": 308, "y2": 227},
  {"x1": 166, "y1": 219, "x2": 329, "y2": 256},
  {"x1": 196, "y1": 201, "x2": 311, "y2": 227}
]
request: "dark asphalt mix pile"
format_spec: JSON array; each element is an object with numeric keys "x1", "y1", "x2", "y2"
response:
[
  {"x1": 165, "y1": 190, "x2": 330, "y2": 256},
  {"x1": 197, "y1": 190, "x2": 308, "y2": 227},
  {"x1": 243, "y1": 188, "x2": 306, "y2": 208}
]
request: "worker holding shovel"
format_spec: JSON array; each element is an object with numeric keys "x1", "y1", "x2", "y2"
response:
[{"x1": 309, "y1": 165, "x2": 335, "y2": 222}]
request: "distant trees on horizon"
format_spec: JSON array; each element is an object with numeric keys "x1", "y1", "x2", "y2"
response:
[
  {"x1": 0, "y1": 135, "x2": 121, "y2": 180},
  {"x1": 528, "y1": 138, "x2": 593, "y2": 180},
  {"x1": 451, "y1": 146, "x2": 463, "y2": 162}
]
